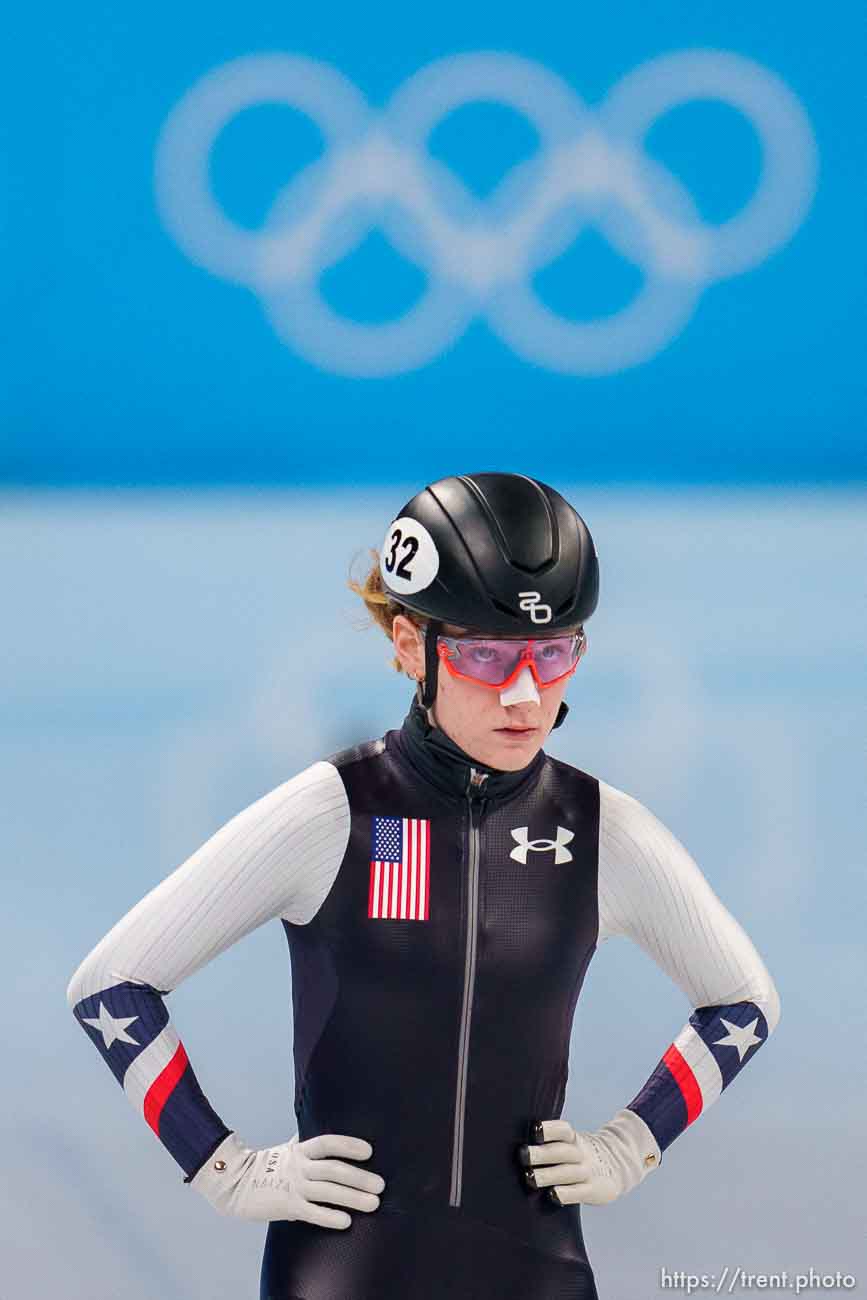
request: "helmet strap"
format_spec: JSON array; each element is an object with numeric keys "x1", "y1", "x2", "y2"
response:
[
  {"x1": 551, "y1": 700, "x2": 569, "y2": 729},
  {"x1": 417, "y1": 619, "x2": 442, "y2": 711}
]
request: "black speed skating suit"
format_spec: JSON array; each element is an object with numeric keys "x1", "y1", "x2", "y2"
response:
[{"x1": 68, "y1": 697, "x2": 779, "y2": 1300}]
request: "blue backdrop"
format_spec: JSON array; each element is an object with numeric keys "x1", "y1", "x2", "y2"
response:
[{"x1": 5, "y1": 0, "x2": 864, "y2": 485}]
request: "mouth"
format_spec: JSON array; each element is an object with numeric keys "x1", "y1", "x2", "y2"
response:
[{"x1": 495, "y1": 726, "x2": 537, "y2": 736}]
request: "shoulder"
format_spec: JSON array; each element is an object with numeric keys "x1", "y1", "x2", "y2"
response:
[
  {"x1": 538, "y1": 755, "x2": 660, "y2": 835},
  {"x1": 595, "y1": 777, "x2": 712, "y2": 913},
  {"x1": 597, "y1": 777, "x2": 665, "y2": 844},
  {"x1": 257, "y1": 757, "x2": 351, "y2": 820},
  {"x1": 266, "y1": 739, "x2": 389, "y2": 812},
  {"x1": 596, "y1": 777, "x2": 700, "y2": 897},
  {"x1": 322, "y1": 731, "x2": 417, "y2": 810},
  {"x1": 541, "y1": 752, "x2": 600, "y2": 800},
  {"x1": 324, "y1": 736, "x2": 387, "y2": 771},
  {"x1": 215, "y1": 760, "x2": 352, "y2": 863}
]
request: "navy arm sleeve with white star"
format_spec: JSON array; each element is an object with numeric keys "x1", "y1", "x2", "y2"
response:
[
  {"x1": 66, "y1": 762, "x2": 350, "y2": 1181},
  {"x1": 597, "y1": 781, "x2": 781, "y2": 1154}
]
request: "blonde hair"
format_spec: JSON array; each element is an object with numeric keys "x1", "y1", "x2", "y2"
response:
[{"x1": 347, "y1": 548, "x2": 427, "y2": 676}]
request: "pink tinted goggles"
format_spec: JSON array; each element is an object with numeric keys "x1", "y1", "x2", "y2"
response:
[{"x1": 436, "y1": 630, "x2": 586, "y2": 690}]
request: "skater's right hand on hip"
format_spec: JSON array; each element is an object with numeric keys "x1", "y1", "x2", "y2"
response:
[{"x1": 190, "y1": 1131, "x2": 385, "y2": 1227}]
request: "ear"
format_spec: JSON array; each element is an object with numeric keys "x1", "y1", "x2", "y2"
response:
[{"x1": 392, "y1": 615, "x2": 426, "y2": 679}]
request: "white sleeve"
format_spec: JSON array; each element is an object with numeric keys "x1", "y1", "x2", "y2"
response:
[
  {"x1": 66, "y1": 759, "x2": 350, "y2": 1180},
  {"x1": 67, "y1": 760, "x2": 350, "y2": 999},
  {"x1": 596, "y1": 779, "x2": 780, "y2": 1156},
  {"x1": 597, "y1": 779, "x2": 779, "y2": 1025}
]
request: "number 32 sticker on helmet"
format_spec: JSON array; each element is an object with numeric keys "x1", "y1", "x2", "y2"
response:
[{"x1": 380, "y1": 517, "x2": 440, "y2": 595}]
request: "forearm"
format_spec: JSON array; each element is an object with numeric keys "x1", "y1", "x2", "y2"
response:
[
  {"x1": 627, "y1": 983, "x2": 780, "y2": 1153},
  {"x1": 67, "y1": 970, "x2": 231, "y2": 1179}
]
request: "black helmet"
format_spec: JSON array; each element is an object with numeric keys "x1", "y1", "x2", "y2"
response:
[{"x1": 379, "y1": 472, "x2": 599, "y2": 718}]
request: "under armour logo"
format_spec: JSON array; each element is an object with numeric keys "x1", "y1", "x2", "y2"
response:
[{"x1": 509, "y1": 826, "x2": 574, "y2": 864}]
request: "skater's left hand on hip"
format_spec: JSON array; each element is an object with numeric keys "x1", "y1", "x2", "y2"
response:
[{"x1": 517, "y1": 1108, "x2": 661, "y2": 1206}]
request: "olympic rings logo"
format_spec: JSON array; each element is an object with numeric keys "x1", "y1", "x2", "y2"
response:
[{"x1": 155, "y1": 50, "x2": 817, "y2": 377}]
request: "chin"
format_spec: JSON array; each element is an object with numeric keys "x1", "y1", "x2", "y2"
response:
[
  {"x1": 497, "y1": 754, "x2": 532, "y2": 772},
  {"x1": 489, "y1": 740, "x2": 540, "y2": 771}
]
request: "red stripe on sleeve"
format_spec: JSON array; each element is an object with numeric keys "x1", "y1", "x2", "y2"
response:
[
  {"x1": 143, "y1": 1042, "x2": 189, "y2": 1135},
  {"x1": 663, "y1": 1043, "x2": 703, "y2": 1124}
]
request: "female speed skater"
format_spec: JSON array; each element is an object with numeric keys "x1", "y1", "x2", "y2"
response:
[{"x1": 67, "y1": 472, "x2": 780, "y2": 1300}]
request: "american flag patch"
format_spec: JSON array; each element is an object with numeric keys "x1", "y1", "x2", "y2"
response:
[{"x1": 369, "y1": 816, "x2": 430, "y2": 921}]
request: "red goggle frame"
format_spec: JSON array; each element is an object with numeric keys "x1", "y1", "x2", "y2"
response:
[{"x1": 436, "y1": 629, "x2": 587, "y2": 690}]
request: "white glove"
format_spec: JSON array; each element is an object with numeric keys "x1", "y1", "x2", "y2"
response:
[
  {"x1": 190, "y1": 1131, "x2": 385, "y2": 1228},
  {"x1": 518, "y1": 1107, "x2": 661, "y2": 1206}
]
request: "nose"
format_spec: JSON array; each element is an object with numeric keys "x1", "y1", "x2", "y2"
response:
[{"x1": 499, "y1": 665, "x2": 541, "y2": 707}]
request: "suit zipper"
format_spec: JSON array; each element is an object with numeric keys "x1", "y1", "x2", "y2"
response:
[{"x1": 449, "y1": 767, "x2": 488, "y2": 1207}]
